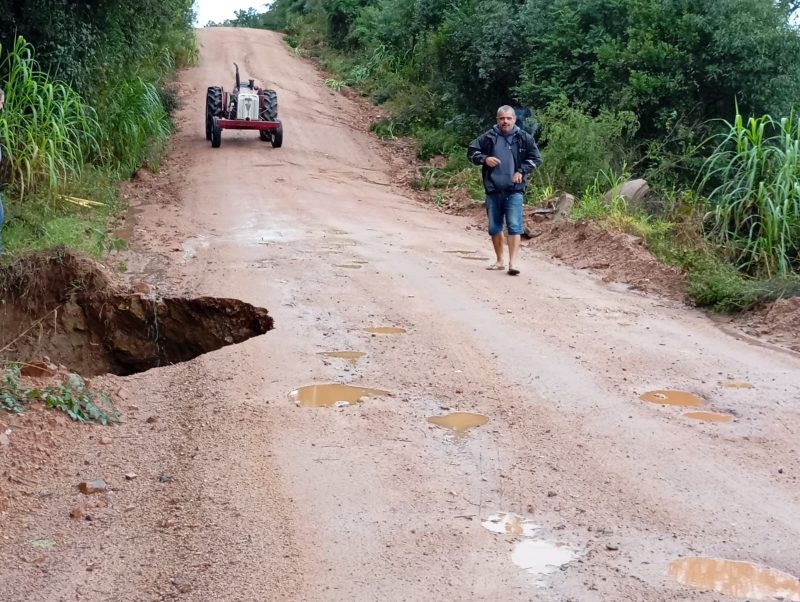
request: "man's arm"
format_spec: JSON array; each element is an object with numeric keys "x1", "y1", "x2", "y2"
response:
[
  {"x1": 516, "y1": 132, "x2": 542, "y2": 175},
  {"x1": 467, "y1": 133, "x2": 488, "y2": 166}
]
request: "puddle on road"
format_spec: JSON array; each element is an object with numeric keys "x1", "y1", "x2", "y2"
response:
[
  {"x1": 512, "y1": 540, "x2": 580, "y2": 584},
  {"x1": 482, "y1": 513, "x2": 540, "y2": 538},
  {"x1": 683, "y1": 411, "x2": 733, "y2": 423},
  {"x1": 444, "y1": 250, "x2": 478, "y2": 254},
  {"x1": 640, "y1": 390, "x2": 703, "y2": 407},
  {"x1": 319, "y1": 351, "x2": 365, "y2": 364},
  {"x1": 365, "y1": 327, "x2": 406, "y2": 334},
  {"x1": 482, "y1": 512, "x2": 580, "y2": 586},
  {"x1": 290, "y1": 384, "x2": 388, "y2": 407},
  {"x1": 722, "y1": 381, "x2": 754, "y2": 389},
  {"x1": 428, "y1": 412, "x2": 488, "y2": 438},
  {"x1": 667, "y1": 557, "x2": 800, "y2": 601},
  {"x1": 458, "y1": 255, "x2": 491, "y2": 261},
  {"x1": 334, "y1": 264, "x2": 362, "y2": 269}
]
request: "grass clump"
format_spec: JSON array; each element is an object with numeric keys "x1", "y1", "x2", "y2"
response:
[{"x1": 1, "y1": 364, "x2": 117, "y2": 424}]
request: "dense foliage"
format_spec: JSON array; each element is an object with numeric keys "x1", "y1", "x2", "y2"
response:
[{"x1": 0, "y1": 0, "x2": 196, "y2": 255}]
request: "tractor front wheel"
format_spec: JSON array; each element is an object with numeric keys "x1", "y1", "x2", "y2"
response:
[
  {"x1": 271, "y1": 120, "x2": 283, "y2": 148},
  {"x1": 206, "y1": 86, "x2": 223, "y2": 140},
  {"x1": 260, "y1": 89, "x2": 278, "y2": 121},
  {"x1": 211, "y1": 117, "x2": 222, "y2": 148}
]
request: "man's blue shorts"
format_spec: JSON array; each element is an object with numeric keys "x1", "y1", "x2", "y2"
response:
[{"x1": 486, "y1": 191, "x2": 524, "y2": 236}]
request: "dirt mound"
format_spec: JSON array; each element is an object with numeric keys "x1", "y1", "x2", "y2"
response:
[
  {"x1": 527, "y1": 220, "x2": 687, "y2": 299},
  {"x1": 738, "y1": 296, "x2": 800, "y2": 353}
]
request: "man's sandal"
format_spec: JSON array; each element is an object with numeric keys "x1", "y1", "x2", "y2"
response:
[
  {"x1": 486, "y1": 263, "x2": 505, "y2": 270},
  {"x1": 507, "y1": 267, "x2": 520, "y2": 276}
]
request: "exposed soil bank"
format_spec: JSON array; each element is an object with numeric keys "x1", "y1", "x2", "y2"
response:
[{"x1": 0, "y1": 249, "x2": 273, "y2": 375}]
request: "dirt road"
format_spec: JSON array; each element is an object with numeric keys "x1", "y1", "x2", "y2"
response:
[{"x1": 1, "y1": 28, "x2": 799, "y2": 601}]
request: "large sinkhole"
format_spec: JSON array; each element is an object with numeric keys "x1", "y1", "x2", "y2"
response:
[{"x1": 0, "y1": 249, "x2": 273, "y2": 376}]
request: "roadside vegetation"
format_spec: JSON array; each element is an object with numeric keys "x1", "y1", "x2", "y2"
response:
[
  {"x1": 0, "y1": 1, "x2": 196, "y2": 258},
  {"x1": 232, "y1": 0, "x2": 800, "y2": 312},
  {"x1": 0, "y1": 1, "x2": 195, "y2": 419}
]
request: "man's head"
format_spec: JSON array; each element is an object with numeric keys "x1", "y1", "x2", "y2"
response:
[{"x1": 496, "y1": 105, "x2": 516, "y2": 134}]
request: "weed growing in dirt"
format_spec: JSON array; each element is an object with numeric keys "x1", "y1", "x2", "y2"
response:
[{"x1": 0, "y1": 364, "x2": 117, "y2": 424}]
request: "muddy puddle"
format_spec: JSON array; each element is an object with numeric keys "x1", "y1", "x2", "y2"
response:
[
  {"x1": 640, "y1": 390, "x2": 703, "y2": 406},
  {"x1": 482, "y1": 512, "x2": 580, "y2": 586},
  {"x1": 722, "y1": 381, "x2": 753, "y2": 389},
  {"x1": 427, "y1": 412, "x2": 488, "y2": 438},
  {"x1": 667, "y1": 557, "x2": 800, "y2": 601},
  {"x1": 365, "y1": 326, "x2": 406, "y2": 334},
  {"x1": 290, "y1": 384, "x2": 388, "y2": 407},
  {"x1": 0, "y1": 251, "x2": 273, "y2": 376},
  {"x1": 482, "y1": 513, "x2": 539, "y2": 538},
  {"x1": 683, "y1": 411, "x2": 733, "y2": 423},
  {"x1": 319, "y1": 351, "x2": 365, "y2": 364}
]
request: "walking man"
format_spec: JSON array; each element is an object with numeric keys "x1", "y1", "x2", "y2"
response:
[{"x1": 467, "y1": 105, "x2": 541, "y2": 275}]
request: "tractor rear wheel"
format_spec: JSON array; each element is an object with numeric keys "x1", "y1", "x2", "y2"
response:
[
  {"x1": 211, "y1": 117, "x2": 222, "y2": 148},
  {"x1": 205, "y1": 86, "x2": 223, "y2": 140},
  {"x1": 271, "y1": 120, "x2": 283, "y2": 148},
  {"x1": 260, "y1": 89, "x2": 278, "y2": 121}
]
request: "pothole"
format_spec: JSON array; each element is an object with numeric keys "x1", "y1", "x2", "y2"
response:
[
  {"x1": 364, "y1": 326, "x2": 406, "y2": 334},
  {"x1": 512, "y1": 539, "x2": 581, "y2": 584},
  {"x1": 0, "y1": 250, "x2": 273, "y2": 376},
  {"x1": 318, "y1": 351, "x2": 365, "y2": 364},
  {"x1": 482, "y1": 513, "x2": 540, "y2": 537},
  {"x1": 427, "y1": 412, "x2": 488, "y2": 438},
  {"x1": 481, "y1": 512, "x2": 580, "y2": 586},
  {"x1": 722, "y1": 381, "x2": 754, "y2": 389},
  {"x1": 640, "y1": 390, "x2": 703, "y2": 406},
  {"x1": 289, "y1": 384, "x2": 388, "y2": 407},
  {"x1": 683, "y1": 411, "x2": 733, "y2": 423},
  {"x1": 667, "y1": 557, "x2": 800, "y2": 600}
]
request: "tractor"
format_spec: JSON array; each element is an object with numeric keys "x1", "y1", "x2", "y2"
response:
[{"x1": 205, "y1": 63, "x2": 283, "y2": 148}]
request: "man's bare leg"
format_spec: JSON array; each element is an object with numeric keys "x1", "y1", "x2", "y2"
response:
[
  {"x1": 491, "y1": 233, "x2": 504, "y2": 267},
  {"x1": 507, "y1": 234, "x2": 521, "y2": 275}
]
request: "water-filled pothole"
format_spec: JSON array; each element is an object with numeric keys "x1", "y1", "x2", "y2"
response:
[
  {"x1": 482, "y1": 513, "x2": 539, "y2": 537},
  {"x1": 683, "y1": 411, "x2": 733, "y2": 423},
  {"x1": 481, "y1": 512, "x2": 580, "y2": 586},
  {"x1": 318, "y1": 351, "x2": 365, "y2": 364},
  {"x1": 667, "y1": 557, "x2": 800, "y2": 600},
  {"x1": 289, "y1": 384, "x2": 388, "y2": 407},
  {"x1": 0, "y1": 250, "x2": 273, "y2": 376},
  {"x1": 722, "y1": 381, "x2": 754, "y2": 389},
  {"x1": 640, "y1": 390, "x2": 703, "y2": 406},
  {"x1": 364, "y1": 326, "x2": 406, "y2": 334},
  {"x1": 427, "y1": 412, "x2": 488, "y2": 438}
]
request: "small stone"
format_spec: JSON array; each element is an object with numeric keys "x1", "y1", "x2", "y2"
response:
[
  {"x1": 0, "y1": 433, "x2": 10, "y2": 446},
  {"x1": 99, "y1": 437, "x2": 112, "y2": 445},
  {"x1": 547, "y1": 491, "x2": 557, "y2": 498},
  {"x1": 605, "y1": 543, "x2": 619, "y2": 551},
  {"x1": 145, "y1": 416, "x2": 158, "y2": 424},
  {"x1": 78, "y1": 480, "x2": 108, "y2": 495},
  {"x1": 125, "y1": 473, "x2": 138, "y2": 481},
  {"x1": 778, "y1": 468, "x2": 784, "y2": 474},
  {"x1": 159, "y1": 518, "x2": 176, "y2": 528},
  {"x1": 159, "y1": 474, "x2": 172, "y2": 483},
  {"x1": 69, "y1": 508, "x2": 83, "y2": 519}
]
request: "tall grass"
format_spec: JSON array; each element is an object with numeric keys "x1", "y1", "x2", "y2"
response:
[
  {"x1": 97, "y1": 77, "x2": 171, "y2": 176},
  {"x1": 700, "y1": 112, "x2": 800, "y2": 277},
  {"x1": 0, "y1": 37, "x2": 99, "y2": 200}
]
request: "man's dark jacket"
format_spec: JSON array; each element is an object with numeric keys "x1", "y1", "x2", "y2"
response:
[{"x1": 467, "y1": 126, "x2": 542, "y2": 194}]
